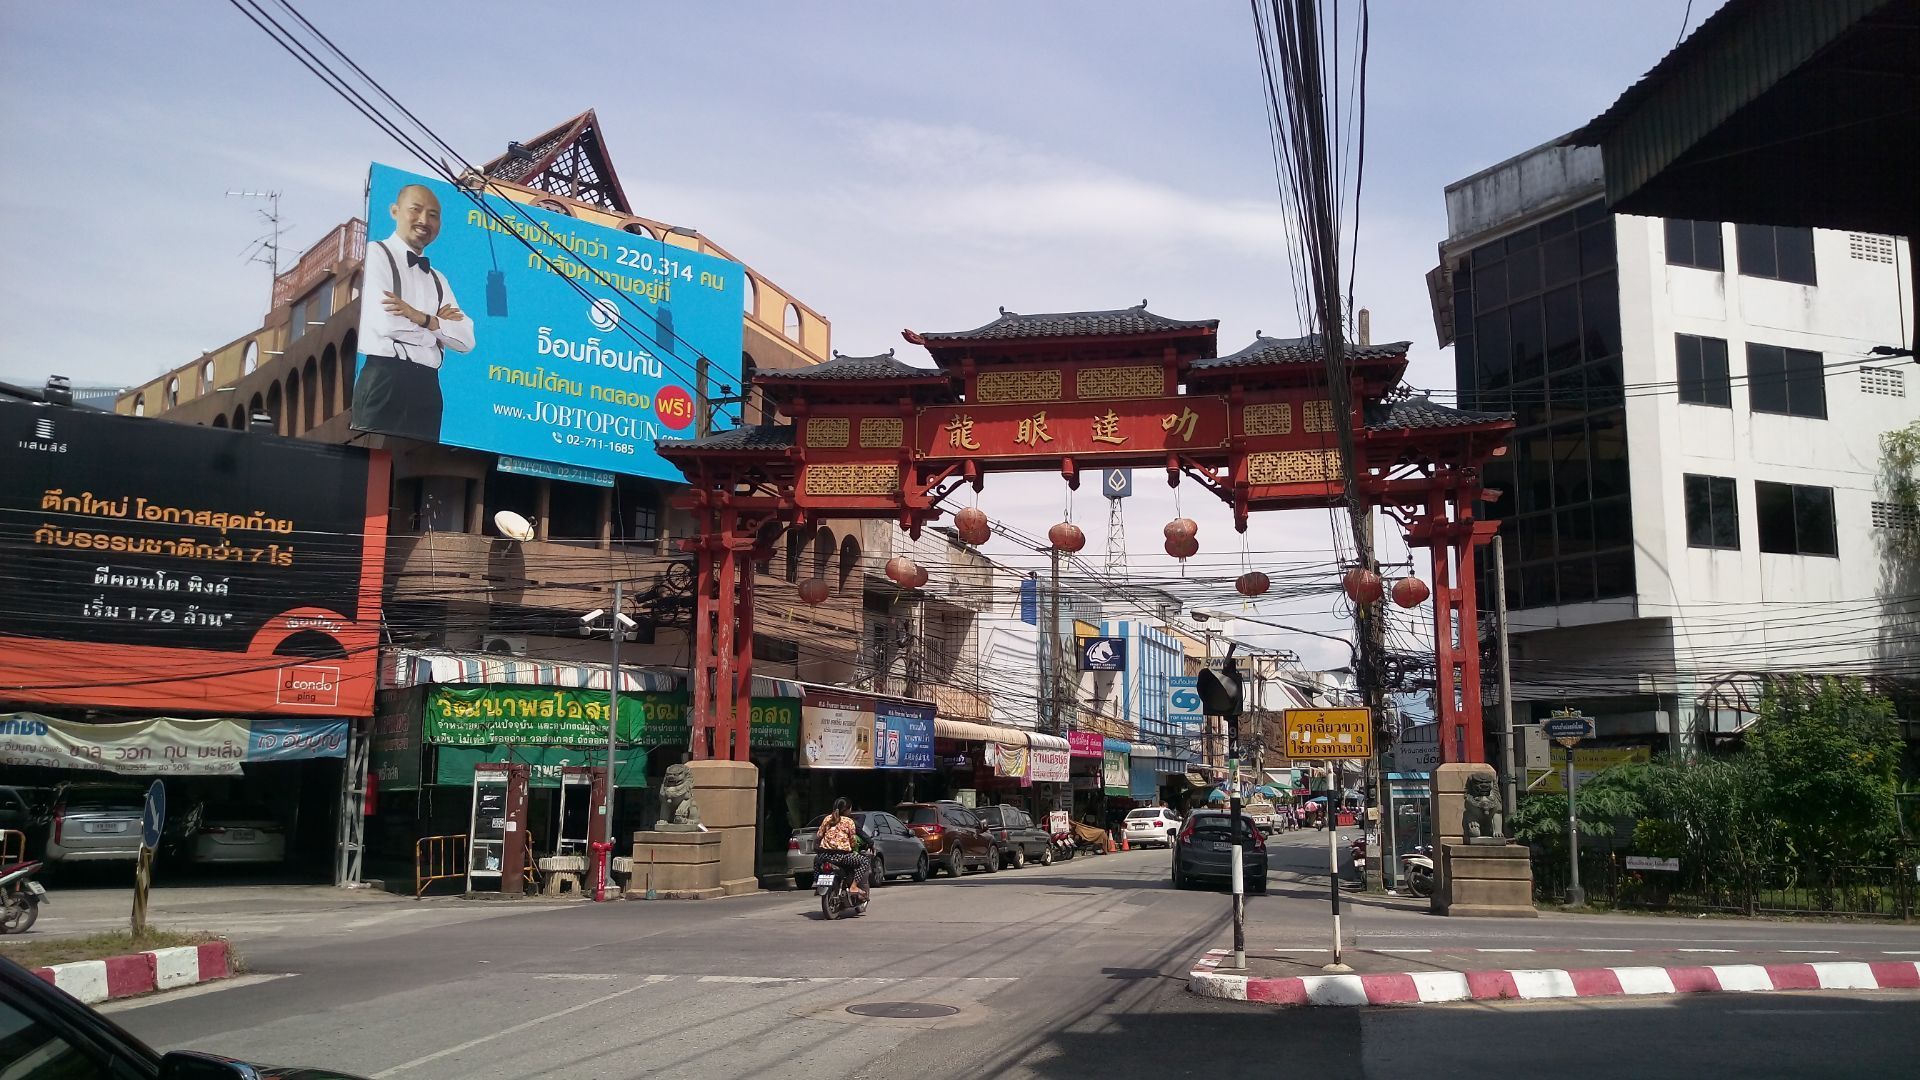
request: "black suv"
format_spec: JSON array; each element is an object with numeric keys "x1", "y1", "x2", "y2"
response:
[{"x1": 975, "y1": 804, "x2": 1054, "y2": 869}]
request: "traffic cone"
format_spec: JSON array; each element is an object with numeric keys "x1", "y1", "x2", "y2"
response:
[{"x1": 1119, "y1": 831, "x2": 1129, "y2": 852}]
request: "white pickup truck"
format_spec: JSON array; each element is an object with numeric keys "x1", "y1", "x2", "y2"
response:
[{"x1": 1243, "y1": 799, "x2": 1278, "y2": 833}]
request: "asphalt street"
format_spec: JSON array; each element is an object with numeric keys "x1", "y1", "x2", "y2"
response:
[{"x1": 64, "y1": 831, "x2": 1919, "y2": 1079}]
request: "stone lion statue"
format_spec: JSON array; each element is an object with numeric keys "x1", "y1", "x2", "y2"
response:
[
  {"x1": 655, "y1": 763, "x2": 703, "y2": 832},
  {"x1": 1463, "y1": 773, "x2": 1503, "y2": 844}
]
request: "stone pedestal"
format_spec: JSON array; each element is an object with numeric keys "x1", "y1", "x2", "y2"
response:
[
  {"x1": 1437, "y1": 843, "x2": 1537, "y2": 917},
  {"x1": 626, "y1": 831, "x2": 724, "y2": 899},
  {"x1": 687, "y1": 759, "x2": 760, "y2": 897}
]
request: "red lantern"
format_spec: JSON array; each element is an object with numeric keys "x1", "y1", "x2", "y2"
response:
[
  {"x1": 797, "y1": 578, "x2": 830, "y2": 605},
  {"x1": 1391, "y1": 576, "x2": 1430, "y2": 608},
  {"x1": 1164, "y1": 534, "x2": 1199, "y2": 559},
  {"x1": 953, "y1": 507, "x2": 991, "y2": 547},
  {"x1": 1236, "y1": 571, "x2": 1270, "y2": 597},
  {"x1": 1049, "y1": 522, "x2": 1086, "y2": 552},
  {"x1": 1342, "y1": 567, "x2": 1384, "y2": 605},
  {"x1": 908, "y1": 564, "x2": 930, "y2": 589},
  {"x1": 886, "y1": 556, "x2": 919, "y2": 586},
  {"x1": 1164, "y1": 517, "x2": 1198, "y2": 540}
]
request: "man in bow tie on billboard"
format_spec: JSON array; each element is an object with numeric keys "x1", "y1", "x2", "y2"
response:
[{"x1": 351, "y1": 183, "x2": 474, "y2": 441}]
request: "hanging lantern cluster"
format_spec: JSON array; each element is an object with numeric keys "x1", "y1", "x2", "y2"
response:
[
  {"x1": 1341, "y1": 567, "x2": 1384, "y2": 605},
  {"x1": 1049, "y1": 521, "x2": 1086, "y2": 553},
  {"x1": 797, "y1": 578, "x2": 831, "y2": 605},
  {"x1": 953, "y1": 506, "x2": 992, "y2": 547},
  {"x1": 1163, "y1": 518, "x2": 1198, "y2": 560},
  {"x1": 1235, "y1": 571, "x2": 1270, "y2": 597},
  {"x1": 886, "y1": 555, "x2": 928, "y2": 589},
  {"x1": 1391, "y1": 576, "x2": 1431, "y2": 608}
]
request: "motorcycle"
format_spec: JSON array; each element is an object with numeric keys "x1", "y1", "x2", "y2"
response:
[
  {"x1": 1049, "y1": 834, "x2": 1078, "y2": 862},
  {"x1": 814, "y1": 853, "x2": 868, "y2": 920},
  {"x1": 1401, "y1": 846, "x2": 1435, "y2": 898},
  {"x1": 0, "y1": 858, "x2": 47, "y2": 934}
]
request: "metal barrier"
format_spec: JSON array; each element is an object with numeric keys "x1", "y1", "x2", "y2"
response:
[
  {"x1": 0, "y1": 829, "x2": 25, "y2": 867},
  {"x1": 415, "y1": 834, "x2": 468, "y2": 898}
]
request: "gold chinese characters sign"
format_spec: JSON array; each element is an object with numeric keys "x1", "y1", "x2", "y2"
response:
[
  {"x1": 1282, "y1": 708, "x2": 1373, "y2": 759},
  {"x1": 916, "y1": 396, "x2": 1228, "y2": 461}
]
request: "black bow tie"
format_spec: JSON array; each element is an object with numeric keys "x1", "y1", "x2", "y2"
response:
[{"x1": 407, "y1": 251, "x2": 431, "y2": 273}]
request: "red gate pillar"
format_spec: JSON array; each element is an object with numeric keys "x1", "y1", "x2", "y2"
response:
[
  {"x1": 1411, "y1": 484, "x2": 1498, "y2": 765},
  {"x1": 688, "y1": 506, "x2": 757, "y2": 763}
]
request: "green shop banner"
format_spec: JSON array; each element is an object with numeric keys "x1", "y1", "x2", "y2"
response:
[
  {"x1": 423, "y1": 685, "x2": 797, "y2": 750},
  {"x1": 434, "y1": 745, "x2": 648, "y2": 789}
]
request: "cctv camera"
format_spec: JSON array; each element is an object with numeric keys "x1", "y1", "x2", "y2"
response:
[
  {"x1": 614, "y1": 612, "x2": 637, "y2": 630},
  {"x1": 581, "y1": 608, "x2": 605, "y2": 624}
]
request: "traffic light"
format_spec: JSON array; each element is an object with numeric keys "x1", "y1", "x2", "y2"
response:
[{"x1": 1196, "y1": 654, "x2": 1243, "y2": 718}]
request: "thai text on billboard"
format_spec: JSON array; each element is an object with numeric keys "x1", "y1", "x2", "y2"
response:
[{"x1": 351, "y1": 163, "x2": 744, "y2": 479}]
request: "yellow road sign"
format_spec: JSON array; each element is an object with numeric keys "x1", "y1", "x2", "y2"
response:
[{"x1": 1282, "y1": 708, "x2": 1373, "y2": 759}]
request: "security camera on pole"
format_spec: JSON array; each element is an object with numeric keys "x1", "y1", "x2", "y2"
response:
[{"x1": 1196, "y1": 648, "x2": 1246, "y2": 970}]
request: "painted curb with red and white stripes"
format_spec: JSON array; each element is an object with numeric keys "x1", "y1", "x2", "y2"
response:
[
  {"x1": 32, "y1": 941, "x2": 233, "y2": 1005},
  {"x1": 1188, "y1": 949, "x2": 1920, "y2": 1008}
]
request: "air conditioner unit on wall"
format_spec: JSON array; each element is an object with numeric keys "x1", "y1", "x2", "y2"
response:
[{"x1": 482, "y1": 635, "x2": 528, "y2": 656}]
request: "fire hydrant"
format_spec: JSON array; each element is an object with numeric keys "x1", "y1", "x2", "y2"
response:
[{"x1": 590, "y1": 841, "x2": 614, "y2": 902}]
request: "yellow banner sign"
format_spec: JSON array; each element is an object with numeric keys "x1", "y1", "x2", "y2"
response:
[{"x1": 1283, "y1": 708, "x2": 1373, "y2": 759}]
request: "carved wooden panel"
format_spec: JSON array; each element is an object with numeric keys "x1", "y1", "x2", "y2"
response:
[
  {"x1": 1075, "y1": 365, "x2": 1161, "y2": 400},
  {"x1": 1247, "y1": 449, "x2": 1341, "y2": 485},
  {"x1": 1302, "y1": 399, "x2": 1336, "y2": 433},
  {"x1": 804, "y1": 463, "x2": 900, "y2": 496},
  {"x1": 859, "y1": 417, "x2": 904, "y2": 449},
  {"x1": 975, "y1": 369, "x2": 1062, "y2": 403},
  {"x1": 1241, "y1": 402, "x2": 1293, "y2": 437},
  {"x1": 805, "y1": 417, "x2": 850, "y2": 448}
]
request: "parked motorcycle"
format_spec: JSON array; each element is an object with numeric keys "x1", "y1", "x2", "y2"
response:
[
  {"x1": 1049, "y1": 833, "x2": 1078, "y2": 862},
  {"x1": 0, "y1": 858, "x2": 47, "y2": 934},
  {"x1": 1401, "y1": 846, "x2": 1435, "y2": 898},
  {"x1": 813, "y1": 854, "x2": 868, "y2": 920}
]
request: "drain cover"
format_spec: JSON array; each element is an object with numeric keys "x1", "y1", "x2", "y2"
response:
[{"x1": 846, "y1": 1001, "x2": 960, "y2": 1019}]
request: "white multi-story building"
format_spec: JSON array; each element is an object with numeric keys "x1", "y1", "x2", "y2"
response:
[{"x1": 1432, "y1": 139, "x2": 1916, "y2": 752}]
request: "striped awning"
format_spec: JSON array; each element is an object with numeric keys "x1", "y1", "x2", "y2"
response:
[
  {"x1": 1026, "y1": 731, "x2": 1070, "y2": 751},
  {"x1": 382, "y1": 648, "x2": 802, "y2": 698},
  {"x1": 934, "y1": 718, "x2": 1039, "y2": 746}
]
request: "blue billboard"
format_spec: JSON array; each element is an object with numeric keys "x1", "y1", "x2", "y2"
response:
[
  {"x1": 351, "y1": 163, "x2": 744, "y2": 480},
  {"x1": 874, "y1": 700, "x2": 935, "y2": 771}
]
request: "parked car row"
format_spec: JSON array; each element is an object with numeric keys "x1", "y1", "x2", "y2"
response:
[
  {"x1": 787, "y1": 801, "x2": 1062, "y2": 889},
  {"x1": 0, "y1": 784, "x2": 290, "y2": 868}
]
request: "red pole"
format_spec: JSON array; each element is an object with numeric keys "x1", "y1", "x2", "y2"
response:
[{"x1": 591, "y1": 840, "x2": 613, "y2": 902}]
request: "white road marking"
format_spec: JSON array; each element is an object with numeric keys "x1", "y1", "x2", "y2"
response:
[
  {"x1": 1811, "y1": 962, "x2": 1878, "y2": 990},
  {"x1": 1510, "y1": 969, "x2": 1577, "y2": 999},
  {"x1": 1884, "y1": 951, "x2": 1920, "y2": 956},
  {"x1": 1478, "y1": 948, "x2": 1535, "y2": 954},
  {"x1": 1712, "y1": 965, "x2": 1776, "y2": 993},
  {"x1": 1579, "y1": 949, "x2": 1634, "y2": 954},
  {"x1": 1781, "y1": 950, "x2": 1840, "y2": 955},
  {"x1": 1376, "y1": 948, "x2": 1432, "y2": 954},
  {"x1": 371, "y1": 977, "x2": 669, "y2": 1077},
  {"x1": 1678, "y1": 949, "x2": 1736, "y2": 953}
]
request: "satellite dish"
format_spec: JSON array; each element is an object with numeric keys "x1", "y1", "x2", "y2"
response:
[{"x1": 493, "y1": 510, "x2": 535, "y2": 541}]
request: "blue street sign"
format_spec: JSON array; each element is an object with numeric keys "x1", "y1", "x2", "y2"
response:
[
  {"x1": 1543, "y1": 715, "x2": 1595, "y2": 743},
  {"x1": 1168, "y1": 676, "x2": 1203, "y2": 733},
  {"x1": 1101, "y1": 468, "x2": 1132, "y2": 499},
  {"x1": 141, "y1": 780, "x2": 166, "y2": 850}
]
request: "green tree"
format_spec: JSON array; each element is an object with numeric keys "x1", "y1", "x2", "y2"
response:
[
  {"x1": 1746, "y1": 677, "x2": 1902, "y2": 875},
  {"x1": 1879, "y1": 419, "x2": 1920, "y2": 561}
]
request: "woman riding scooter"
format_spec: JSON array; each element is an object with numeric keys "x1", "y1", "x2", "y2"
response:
[{"x1": 815, "y1": 798, "x2": 871, "y2": 905}]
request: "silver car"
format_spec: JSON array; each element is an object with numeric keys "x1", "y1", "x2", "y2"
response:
[
  {"x1": 787, "y1": 811, "x2": 929, "y2": 889},
  {"x1": 188, "y1": 803, "x2": 288, "y2": 865},
  {"x1": 45, "y1": 785, "x2": 146, "y2": 864}
]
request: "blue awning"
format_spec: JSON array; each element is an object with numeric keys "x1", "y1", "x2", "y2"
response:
[{"x1": 1103, "y1": 737, "x2": 1132, "y2": 754}]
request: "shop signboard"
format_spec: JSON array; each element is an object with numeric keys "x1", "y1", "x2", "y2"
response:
[
  {"x1": 352, "y1": 163, "x2": 745, "y2": 480},
  {"x1": 1030, "y1": 747, "x2": 1071, "y2": 783},
  {"x1": 1079, "y1": 637, "x2": 1126, "y2": 672},
  {"x1": 873, "y1": 700, "x2": 934, "y2": 770},
  {"x1": 434, "y1": 745, "x2": 645, "y2": 789},
  {"x1": 1282, "y1": 707, "x2": 1374, "y2": 759},
  {"x1": 800, "y1": 689, "x2": 874, "y2": 769},
  {"x1": 371, "y1": 692, "x2": 423, "y2": 791},
  {"x1": 1167, "y1": 676, "x2": 1203, "y2": 734},
  {"x1": 424, "y1": 685, "x2": 796, "y2": 750},
  {"x1": 0, "y1": 713, "x2": 346, "y2": 776},
  {"x1": 1067, "y1": 730, "x2": 1105, "y2": 758},
  {"x1": 0, "y1": 401, "x2": 389, "y2": 716},
  {"x1": 1537, "y1": 746, "x2": 1650, "y2": 792},
  {"x1": 1102, "y1": 750, "x2": 1130, "y2": 795}
]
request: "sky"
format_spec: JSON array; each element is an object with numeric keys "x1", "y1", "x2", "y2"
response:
[{"x1": 0, "y1": 0, "x2": 1717, "y2": 666}]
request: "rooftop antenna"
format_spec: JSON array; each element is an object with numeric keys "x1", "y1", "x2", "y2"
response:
[{"x1": 227, "y1": 190, "x2": 285, "y2": 305}]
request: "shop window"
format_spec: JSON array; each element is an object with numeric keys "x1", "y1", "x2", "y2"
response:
[
  {"x1": 1736, "y1": 224, "x2": 1816, "y2": 285},
  {"x1": 615, "y1": 476, "x2": 660, "y2": 543},
  {"x1": 484, "y1": 470, "x2": 540, "y2": 537},
  {"x1": 1756, "y1": 481, "x2": 1836, "y2": 556},
  {"x1": 1676, "y1": 334, "x2": 1731, "y2": 407},
  {"x1": 1747, "y1": 343, "x2": 1826, "y2": 418},
  {"x1": 548, "y1": 481, "x2": 604, "y2": 541},
  {"x1": 416, "y1": 476, "x2": 470, "y2": 533},
  {"x1": 1665, "y1": 219, "x2": 1724, "y2": 270},
  {"x1": 1684, "y1": 474, "x2": 1740, "y2": 549}
]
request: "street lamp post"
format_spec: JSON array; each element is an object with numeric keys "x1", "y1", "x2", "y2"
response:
[{"x1": 581, "y1": 582, "x2": 635, "y2": 902}]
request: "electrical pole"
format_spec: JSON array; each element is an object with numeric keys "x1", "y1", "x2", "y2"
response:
[
  {"x1": 601, "y1": 580, "x2": 623, "y2": 901},
  {"x1": 1047, "y1": 548, "x2": 1064, "y2": 733},
  {"x1": 1495, "y1": 536, "x2": 1518, "y2": 827}
]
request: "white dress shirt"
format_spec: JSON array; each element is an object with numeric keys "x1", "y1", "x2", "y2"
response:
[{"x1": 360, "y1": 236, "x2": 475, "y2": 370}]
